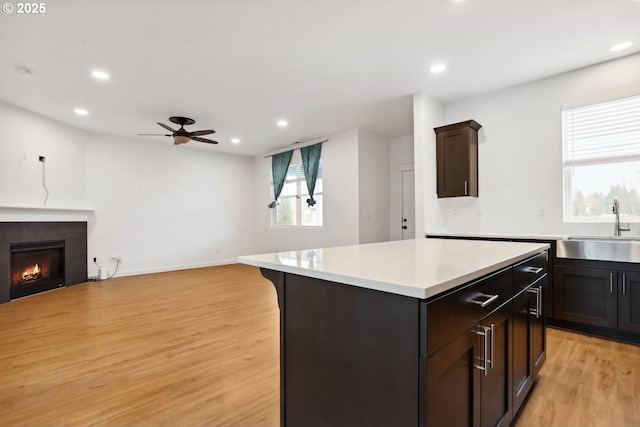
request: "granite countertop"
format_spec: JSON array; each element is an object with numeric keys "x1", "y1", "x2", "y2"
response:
[{"x1": 238, "y1": 239, "x2": 550, "y2": 299}]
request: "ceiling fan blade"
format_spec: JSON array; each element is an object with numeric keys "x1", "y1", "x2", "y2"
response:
[
  {"x1": 189, "y1": 129, "x2": 216, "y2": 136},
  {"x1": 138, "y1": 133, "x2": 171, "y2": 136},
  {"x1": 157, "y1": 122, "x2": 177, "y2": 132},
  {"x1": 192, "y1": 136, "x2": 219, "y2": 144}
]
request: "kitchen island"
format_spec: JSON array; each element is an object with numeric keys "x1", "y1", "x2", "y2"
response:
[{"x1": 239, "y1": 238, "x2": 550, "y2": 427}]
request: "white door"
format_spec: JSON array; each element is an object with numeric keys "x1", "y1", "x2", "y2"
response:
[{"x1": 401, "y1": 169, "x2": 415, "y2": 240}]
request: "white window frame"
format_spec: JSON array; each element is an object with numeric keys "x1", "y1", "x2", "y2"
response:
[
  {"x1": 271, "y1": 151, "x2": 323, "y2": 228},
  {"x1": 562, "y1": 94, "x2": 640, "y2": 223}
]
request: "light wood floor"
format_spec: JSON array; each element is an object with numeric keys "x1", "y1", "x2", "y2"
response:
[
  {"x1": 0, "y1": 264, "x2": 280, "y2": 427},
  {"x1": 1, "y1": 264, "x2": 639, "y2": 427},
  {"x1": 514, "y1": 326, "x2": 640, "y2": 427}
]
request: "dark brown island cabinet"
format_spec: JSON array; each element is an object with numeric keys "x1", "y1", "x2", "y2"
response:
[
  {"x1": 434, "y1": 120, "x2": 482, "y2": 198},
  {"x1": 256, "y1": 249, "x2": 548, "y2": 427}
]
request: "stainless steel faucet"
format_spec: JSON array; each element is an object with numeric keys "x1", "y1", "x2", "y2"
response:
[{"x1": 613, "y1": 197, "x2": 631, "y2": 236}]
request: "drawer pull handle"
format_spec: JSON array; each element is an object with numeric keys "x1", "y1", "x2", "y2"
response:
[
  {"x1": 470, "y1": 293, "x2": 499, "y2": 307},
  {"x1": 523, "y1": 266, "x2": 543, "y2": 275}
]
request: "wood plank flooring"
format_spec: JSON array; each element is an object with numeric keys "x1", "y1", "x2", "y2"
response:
[
  {"x1": 0, "y1": 264, "x2": 280, "y2": 427},
  {"x1": 1, "y1": 264, "x2": 639, "y2": 426},
  {"x1": 514, "y1": 327, "x2": 640, "y2": 427}
]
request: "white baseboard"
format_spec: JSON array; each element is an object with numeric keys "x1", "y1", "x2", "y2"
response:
[{"x1": 96, "y1": 259, "x2": 238, "y2": 279}]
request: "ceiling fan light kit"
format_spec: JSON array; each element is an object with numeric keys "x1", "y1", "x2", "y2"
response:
[{"x1": 139, "y1": 116, "x2": 219, "y2": 145}]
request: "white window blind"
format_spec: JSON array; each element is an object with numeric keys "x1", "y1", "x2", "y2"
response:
[{"x1": 562, "y1": 94, "x2": 640, "y2": 166}]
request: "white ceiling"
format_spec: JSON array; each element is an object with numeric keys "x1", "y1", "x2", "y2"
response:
[{"x1": 1, "y1": 0, "x2": 639, "y2": 156}]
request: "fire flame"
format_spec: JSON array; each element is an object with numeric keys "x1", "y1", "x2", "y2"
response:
[{"x1": 21, "y1": 264, "x2": 41, "y2": 281}]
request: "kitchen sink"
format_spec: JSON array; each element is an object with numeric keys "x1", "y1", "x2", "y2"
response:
[
  {"x1": 557, "y1": 237, "x2": 640, "y2": 263},
  {"x1": 567, "y1": 235, "x2": 640, "y2": 241}
]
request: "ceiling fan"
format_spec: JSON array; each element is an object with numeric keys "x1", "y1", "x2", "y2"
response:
[{"x1": 139, "y1": 116, "x2": 218, "y2": 145}]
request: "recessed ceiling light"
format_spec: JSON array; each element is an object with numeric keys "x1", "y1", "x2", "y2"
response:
[
  {"x1": 74, "y1": 108, "x2": 88, "y2": 116},
  {"x1": 430, "y1": 63, "x2": 446, "y2": 73},
  {"x1": 277, "y1": 120, "x2": 288, "y2": 127},
  {"x1": 610, "y1": 41, "x2": 633, "y2": 52},
  {"x1": 91, "y1": 70, "x2": 110, "y2": 80},
  {"x1": 231, "y1": 138, "x2": 240, "y2": 144}
]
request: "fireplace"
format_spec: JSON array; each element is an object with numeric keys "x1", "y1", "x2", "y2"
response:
[
  {"x1": 10, "y1": 241, "x2": 65, "y2": 299},
  {"x1": 1, "y1": 221, "x2": 87, "y2": 303}
]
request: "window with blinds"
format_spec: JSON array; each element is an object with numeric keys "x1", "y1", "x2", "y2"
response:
[
  {"x1": 273, "y1": 157, "x2": 323, "y2": 227},
  {"x1": 562, "y1": 94, "x2": 640, "y2": 221}
]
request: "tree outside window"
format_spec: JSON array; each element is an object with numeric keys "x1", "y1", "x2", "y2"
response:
[{"x1": 563, "y1": 94, "x2": 640, "y2": 222}]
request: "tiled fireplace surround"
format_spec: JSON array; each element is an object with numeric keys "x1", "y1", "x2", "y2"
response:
[{"x1": 0, "y1": 222, "x2": 87, "y2": 304}]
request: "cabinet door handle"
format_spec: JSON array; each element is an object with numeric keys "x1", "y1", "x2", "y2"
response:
[
  {"x1": 470, "y1": 293, "x2": 499, "y2": 307},
  {"x1": 464, "y1": 180, "x2": 468, "y2": 195},
  {"x1": 537, "y1": 286, "x2": 542, "y2": 318},
  {"x1": 610, "y1": 272, "x2": 614, "y2": 293},
  {"x1": 527, "y1": 287, "x2": 540, "y2": 318},
  {"x1": 523, "y1": 266, "x2": 543, "y2": 275},
  {"x1": 623, "y1": 273, "x2": 626, "y2": 295},
  {"x1": 474, "y1": 326, "x2": 491, "y2": 376},
  {"x1": 489, "y1": 323, "x2": 495, "y2": 370}
]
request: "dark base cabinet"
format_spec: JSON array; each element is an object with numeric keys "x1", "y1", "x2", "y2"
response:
[
  {"x1": 554, "y1": 266, "x2": 617, "y2": 328},
  {"x1": 425, "y1": 330, "x2": 478, "y2": 427},
  {"x1": 261, "y1": 251, "x2": 547, "y2": 427},
  {"x1": 553, "y1": 259, "x2": 640, "y2": 343},
  {"x1": 619, "y1": 271, "x2": 640, "y2": 334},
  {"x1": 425, "y1": 295, "x2": 512, "y2": 427}
]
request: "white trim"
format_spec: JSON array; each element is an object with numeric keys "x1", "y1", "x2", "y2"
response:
[
  {"x1": 102, "y1": 259, "x2": 237, "y2": 278},
  {"x1": 0, "y1": 205, "x2": 94, "y2": 222}
]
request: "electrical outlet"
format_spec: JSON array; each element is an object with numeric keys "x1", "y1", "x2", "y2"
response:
[{"x1": 111, "y1": 255, "x2": 122, "y2": 263}]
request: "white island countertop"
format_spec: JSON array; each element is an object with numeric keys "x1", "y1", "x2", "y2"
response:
[{"x1": 238, "y1": 239, "x2": 550, "y2": 299}]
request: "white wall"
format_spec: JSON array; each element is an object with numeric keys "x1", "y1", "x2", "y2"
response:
[
  {"x1": 85, "y1": 133, "x2": 255, "y2": 276},
  {"x1": 413, "y1": 94, "x2": 445, "y2": 237},
  {"x1": 389, "y1": 134, "x2": 414, "y2": 240},
  {"x1": 415, "y1": 53, "x2": 640, "y2": 237},
  {"x1": 0, "y1": 100, "x2": 87, "y2": 208},
  {"x1": 358, "y1": 129, "x2": 391, "y2": 244},
  {"x1": 0, "y1": 100, "x2": 256, "y2": 277}
]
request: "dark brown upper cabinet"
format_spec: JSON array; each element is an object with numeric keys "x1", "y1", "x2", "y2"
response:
[{"x1": 434, "y1": 120, "x2": 482, "y2": 198}]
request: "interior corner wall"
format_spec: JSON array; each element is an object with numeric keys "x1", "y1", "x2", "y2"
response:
[
  {"x1": 85, "y1": 133, "x2": 256, "y2": 276},
  {"x1": 358, "y1": 129, "x2": 391, "y2": 244},
  {"x1": 0, "y1": 100, "x2": 87, "y2": 208},
  {"x1": 417, "y1": 52, "x2": 640, "y2": 236},
  {"x1": 413, "y1": 93, "x2": 444, "y2": 238},
  {"x1": 251, "y1": 129, "x2": 361, "y2": 254}
]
